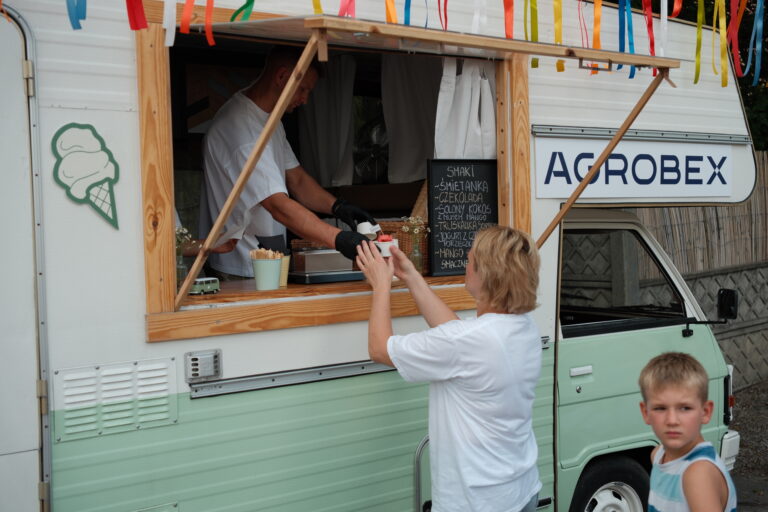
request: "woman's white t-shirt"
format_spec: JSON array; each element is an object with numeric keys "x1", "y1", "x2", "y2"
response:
[{"x1": 387, "y1": 313, "x2": 542, "y2": 512}]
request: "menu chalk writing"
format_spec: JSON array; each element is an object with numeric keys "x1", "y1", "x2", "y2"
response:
[{"x1": 427, "y1": 160, "x2": 498, "y2": 276}]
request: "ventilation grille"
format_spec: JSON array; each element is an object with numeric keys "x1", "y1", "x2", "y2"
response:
[{"x1": 53, "y1": 358, "x2": 177, "y2": 442}]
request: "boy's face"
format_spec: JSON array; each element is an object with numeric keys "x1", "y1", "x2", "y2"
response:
[{"x1": 639, "y1": 384, "x2": 714, "y2": 461}]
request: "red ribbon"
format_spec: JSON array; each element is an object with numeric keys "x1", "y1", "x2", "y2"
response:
[
  {"x1": 126, "y1": 0, "x2": 148, "y2": 30},
  {"x1": 180, "y1": 0, "x2": 196, "y2": 34},
  {"x1": 641, "y1": 0, "x2": 657, "y2": 76},
  {"x1": 205, "y1": 0, "x2": 215, "y2": 46},
  {"x1": 438, "y1": 0, "x2": 448, "y2": 30},
  {"x1": 727, "y1": 0, "x2": 748, "y2": 76},
  {"x1": 338, "y1": 0, "x2": 356, "y2": 17},
  {"x1": 503, "y1": 0, "x2": 513, "y2": 38},
  {"x1": 670, "y1": 0, "x2": 683, "y2": 17}
]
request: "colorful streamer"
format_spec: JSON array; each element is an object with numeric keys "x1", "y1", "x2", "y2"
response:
[
  {"x1": 385, "y1": 0, "x2": 397, "y2": 23},
  {"x1": 742, "y1": 0, "x2": 764, "y2": 85},
  {"x1": 313, "y1": 0, "x2": 323, "y2": 14},
  {"x1": 694, "y1": 0, "x2": 704, "y2": 83},
  {"x1": 503, "y1": 0, "x2": 514, "y2": 38},
  {"x1": 726, "y1": 0, "x2": 748, "y2": 76},
  {"x1": 591, "y1": 0, "x2": 602, "y2": 74},
  {"x1": 471, "y1": 0, "x2": 487, "y2": 33},
  {"x1": 231, "y1": 0, "x2": 255, "y2": 21},
  {"x1": 204, "y1": 0, "x2": 215, "y2": 46},
  {"x1": 641, "y1": 0, "x2": 657, "y2": 76},
  {"x1": 524, "y1": 0, "x2": 539, "y2": 67},
  {"x1": 554, "y1": 0, "x2": 564, "y2": 71},
  {"x1": 126, "y1": 0, "x2": 148, "y2": 30},
  {"x1": 180, "y1": 0, "x2": 195, "y2": 33},
  {"x1": 163, "y1": 0, "x2": 177, "y2": 46},
  {"x1": 577, "y1": 0, "x2": 590, "y2": 49},
  {"x1": 710, "y1": 0, "x2": 728, "y2": 86},
  {"x1": 617, "y1": 0, "x2": 637, "y2": 78},
  {"x1": 404, "y1": 0, "x2": 411, "y2": 24},
  {"x1": 438, "y1": 0, "x2": 448, "y2": 30},
  {"x1": 66, "y1": 0, "x2": 87, "y2": 30}
]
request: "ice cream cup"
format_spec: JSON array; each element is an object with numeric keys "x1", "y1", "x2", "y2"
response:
[
  {"x1": 357, "y1": 222, "x2": 381, "y2": 240},
  {"x1": 252, "y1": 258, "x2": 281, "y2": 291},
  {"x1": 374, "y1": 238, "x2": 398, "y2": 257}
]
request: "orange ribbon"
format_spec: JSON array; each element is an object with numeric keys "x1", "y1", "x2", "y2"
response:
[
  {"x1": 204, "y1": 0, "x2": 215, "y2": 46},
  {"x1": 591, "y1": 0, "x2": 602, "y2": 74},
  {"x1": 180, "y1": 0, "x2": 195, "y2": 33},
  {"x1": 385, "y1": 0, "x2": 398, "y2": 23},
  {"x1": 503, "y1": 0, "x2": 513, "y2": 38}
]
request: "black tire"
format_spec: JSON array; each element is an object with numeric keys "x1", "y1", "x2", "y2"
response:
[{"x1": 569, "y1": 456, "x2": 649, "y2": 512}]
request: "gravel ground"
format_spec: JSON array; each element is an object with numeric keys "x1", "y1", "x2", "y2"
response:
[{"x1": 729, "y1": 379, "x2": 768, "y2": 510}]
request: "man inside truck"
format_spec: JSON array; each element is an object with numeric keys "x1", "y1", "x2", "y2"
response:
[{"x1": 200, "y1": 46, "x2": 375, "y2": 279}]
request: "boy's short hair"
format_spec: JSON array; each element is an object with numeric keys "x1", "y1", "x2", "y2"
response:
[
  {"x1": 471, "y1": 226, "x2": 539, "y2": 314},
  {"x1": 638, "y1": 352, "x2": 709, "y2": 403}
]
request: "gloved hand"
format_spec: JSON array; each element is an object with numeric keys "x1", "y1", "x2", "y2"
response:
[
  {"x1": 332, "y1": 199, "x2": 376, "y2": 230},
  {"x1": 335, "y1": 230, "x2": 370, "y2": 260}
]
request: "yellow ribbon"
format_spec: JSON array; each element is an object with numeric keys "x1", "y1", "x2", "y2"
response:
[
  {"x1": 554, "y1": 0, "x2": 564, "y2": 71},
  {"x1": 530, "y1": 0, "x2": 539, "y2": 67},
  {"x1": 711, "y1": 0, "x2": 729, "y2": 86},
  {"x1": 313, "y1": 0, "x2": 323, "y2": 14},
  {"x1": 385, "y1": 0, "x2": 398, "y2": 23},
  {"x1": 694, "y1": 0, "x2": 704, "y2": 83}
]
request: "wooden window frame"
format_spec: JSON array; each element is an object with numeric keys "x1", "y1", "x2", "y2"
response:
[{"x1": 138, "y1": 2, "x2": 526, "y2": 342}]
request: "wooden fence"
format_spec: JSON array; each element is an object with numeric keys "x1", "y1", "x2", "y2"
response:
[{"x1": 635, "y1": 151, "x2": 768, "y2": 275}]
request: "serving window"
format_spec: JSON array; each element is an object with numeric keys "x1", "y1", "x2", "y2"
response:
[{"x1": 138, "y1": 6, "x2": 528, "y2": 342}]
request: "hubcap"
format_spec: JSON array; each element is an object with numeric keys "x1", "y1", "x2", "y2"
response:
[{"x1": 585, "y1": 482, "x2": 643, "y2": 512}]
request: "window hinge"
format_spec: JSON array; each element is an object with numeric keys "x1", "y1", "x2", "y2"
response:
[
  {"x1": 37, "y1": 379, "x2": 48, "y2": 414},
  {"x1": 23, "y1": 59, "x2": 35, "y2": 98},
  {"x1": 39, "y1": 481, "x2": 50, "y2": 509}
]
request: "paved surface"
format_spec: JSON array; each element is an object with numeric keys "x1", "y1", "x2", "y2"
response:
[{"x1": 733, "y1": 474, "x2": 768, "y2": 511}]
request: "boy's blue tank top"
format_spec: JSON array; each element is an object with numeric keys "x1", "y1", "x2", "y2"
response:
[{"x1": 648, "y1": 441, "x2": 737, "y2": 512}]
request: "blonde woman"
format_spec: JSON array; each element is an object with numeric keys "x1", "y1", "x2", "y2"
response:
[{"x1": 356, "y1": 226, "x2": 543, "y2": 512}]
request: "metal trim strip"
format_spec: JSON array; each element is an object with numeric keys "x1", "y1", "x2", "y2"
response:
[{"x1": 531, "y1": 125, "x2": 751, "y2": 144}]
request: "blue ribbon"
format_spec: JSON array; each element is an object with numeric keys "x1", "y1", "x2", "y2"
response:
[
  {"x1": 405, "y1": 0, "x2": 411, "y2": 25},
  {"x1": 743, "y1": 0, "x2": 764, "y2": 85},
  {"x1": 617, "y1": 0, "x2": 637, "y2": 78},
  {"x1": 66, "y1": 0, "x2": 86, "y2": 30}
]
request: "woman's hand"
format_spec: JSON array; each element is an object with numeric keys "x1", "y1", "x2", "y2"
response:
[
  {"x1": 356, "y1": 241, "x2": 394, "y2": 291},
  {"x1": 389, "y1": 245, "x2": 420, "y2": 284}
]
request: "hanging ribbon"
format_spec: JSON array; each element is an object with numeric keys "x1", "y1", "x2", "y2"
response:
[
  {"x1": 424, "y1": 0, "x2": 429, "y2": 27},
  {"x1": 438, "y1": 0, "x2": 448, "y2": 29},
  {"x1": 617, "y1": 0, "x2": 637, "y2": 78},
  {"x1": 126, "y1": 0, "x2": 148, "y2": 30},
  {"x1": 66, "y1": 0, "x2": 87, "y2": 29},
  {"x1": 404, "y1": 0, "x2": 410, "y2": 24},
  {"x1": 591, "y1": 0, "x2": 602, "y2": 74},
  {"x1": 471, "y1": 0, "x2": 487, "y2": 33},
  {"x1": 204, "y1": 0, "x2": 215, "y2": 46},
  {"x1": 385, "y1": 0, "x2": 397, "y2": 22},
  {"x1": 670, "y1": 0, "x2": 683, "y2": 17},
  {"x1": 232, "y1": 0, "x2": 255, "y2": 21},
  {"x1": 743, "y1": 0, "x2": 765, "y2": 85},
  {"x1": 163, "y1": 0, "x2": 177, "y2": 46},
  {"x1": 524, "y1": 0, "x2": 539, "y2": 67},
  {"x1": 710, "y1": 0, "x2": 728, "y2": 86},
  {"x1": 641, "y1": 0, "x2": 657, "y2": 76},
  {"x1": 577, "y1": 0, "x2": 590, "y2": 49},
  {"x1": 554, "y1": 0, "x2": 564, "y2": 71},
  {"x1": 503, "y1": 0, "x2": 514, "y2": 38},
  {"x1": 726, "y1": 0, "x2": 748, "y2": 76},
  {"x1": 660, "y1": 0, "x2": 668, "y2": 56},
  {"x1": 180, "y1": 0, "x2": 195, "y2": 33},
  {"x1": 694, "y1": 0, "x2": 704, "y2": 83}
]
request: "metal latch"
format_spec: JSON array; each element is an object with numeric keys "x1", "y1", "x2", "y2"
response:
[
  {"x1": 541, "y1": 336, "x2": 551, "y2": 350},
  {"x1": 23, "y1": 59, "x2": 35, "y2": 98}
]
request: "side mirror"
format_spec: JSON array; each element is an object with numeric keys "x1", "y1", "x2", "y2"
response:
[{"x1": 717, "y1": 288, "x2": 739, "y2": 320}]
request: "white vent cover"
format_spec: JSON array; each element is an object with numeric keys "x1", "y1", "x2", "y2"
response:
[{"x1": 52, "y1": 358, "x2": 177, "y2": 442}]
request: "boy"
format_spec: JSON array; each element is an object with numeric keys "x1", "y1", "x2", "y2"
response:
[{"x1": 638, "y1": 352, "x2": 737, "y2": 512}]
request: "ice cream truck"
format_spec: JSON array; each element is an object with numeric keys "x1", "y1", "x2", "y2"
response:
[{"x1": 1, "y1": 0, "x2": 754, "y2": 510}]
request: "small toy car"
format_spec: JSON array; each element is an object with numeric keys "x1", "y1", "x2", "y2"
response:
[{"x1": 189, "y1": 277, "x2": 220, "y2": 295}]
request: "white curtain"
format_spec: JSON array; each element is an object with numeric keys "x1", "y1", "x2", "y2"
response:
[
  {"x1": 434, "y1": 58, "x2": 496, "y2": 159},
  {"x1": 299, "y1": 54, "x2": 356, "y2": 187},
  {"x1": 381, "y1": 54, "x2": 442, "y2": 183}
]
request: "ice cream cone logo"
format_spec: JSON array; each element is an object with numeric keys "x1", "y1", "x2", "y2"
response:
[{"x1": 52, "y1": 123, "x2": 119, "y2": 228}]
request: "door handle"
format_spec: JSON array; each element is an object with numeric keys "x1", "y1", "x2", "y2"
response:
[{"x1": 569, "y1": 365, "x2": 593, "y2": 377}]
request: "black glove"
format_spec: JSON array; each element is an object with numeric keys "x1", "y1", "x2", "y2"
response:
[
  {"x1": 335, "y1": 230, "x2": 370, "y2": 260},
  {"x1": 332, "y1": 199, "x2": 376, "y2": 230}
]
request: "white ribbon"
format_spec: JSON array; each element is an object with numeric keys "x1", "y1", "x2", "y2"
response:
[
  {"x1": 163, "y1": 0, "x2": 177, "y2": 47},
  {"x1": 659, "y1": 0, "x2": 668, "y2": 56}
]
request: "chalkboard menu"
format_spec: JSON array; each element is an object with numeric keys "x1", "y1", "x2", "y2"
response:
[{"x1": 427, "y1": 159, "x2": 498, "y2": 276}]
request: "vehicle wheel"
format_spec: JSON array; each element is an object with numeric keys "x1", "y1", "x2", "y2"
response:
[{"x1": 569, "y1": 456, "x2": 648, "y2": 512}]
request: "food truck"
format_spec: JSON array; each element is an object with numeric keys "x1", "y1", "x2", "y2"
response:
[{"x1": 1, "y1": 0, "x2": 754, "y2": 510}]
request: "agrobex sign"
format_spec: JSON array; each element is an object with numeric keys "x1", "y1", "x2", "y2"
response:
[{"x1": 534, "y1": 137, "x2": 733, "y2": 199}]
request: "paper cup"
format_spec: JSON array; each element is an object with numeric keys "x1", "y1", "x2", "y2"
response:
[
  {"x1": 252, "y1": 258, "x2": 281, "y2": 291},
  {"x1": 357, "y1": 222, "x2": 380, "y2": 240},
  {"x1": 279, "y1": 255, "x2": 291, "y2": 287},
  {"x1": 374, "y1": 238, "x2": 398, "y2": 257}
]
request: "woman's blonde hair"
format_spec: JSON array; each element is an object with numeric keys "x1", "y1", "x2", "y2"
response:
[
  {"x1": 638, "y1": 352, "x2": 709, "y2": 403},
  {"x1": 471, "y1": 226, "x2": 540, "y2": 314}
]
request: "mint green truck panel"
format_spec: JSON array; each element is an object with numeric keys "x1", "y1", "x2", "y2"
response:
[{"x1": 52, "y1": 356, "x2": 555, "y2": 512}]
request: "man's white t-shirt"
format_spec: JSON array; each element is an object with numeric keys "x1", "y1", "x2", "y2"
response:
[
  {"x1": 202, "y1": 90, "x2": 300, "y2": 276},
  {"x1": 387, "y1": 313, "x2": 542, "y2": 512}
]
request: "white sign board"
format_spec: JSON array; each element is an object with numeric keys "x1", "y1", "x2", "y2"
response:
[{"x1": 534, "y1": 138, "x2": 733, "y2": 199}]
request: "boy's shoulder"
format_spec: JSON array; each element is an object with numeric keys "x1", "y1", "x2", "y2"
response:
[{"x1": 682, "y1": 458, "x2": 730, "y2": 511}]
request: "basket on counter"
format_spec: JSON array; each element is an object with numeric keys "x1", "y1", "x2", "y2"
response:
[{"x1": 378, "y1": 220, "x2": 430, "y2": 275}]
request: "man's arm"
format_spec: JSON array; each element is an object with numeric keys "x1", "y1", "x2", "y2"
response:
[
  {"x1": 682, "y1": 460, "x2": 730, "y2": 512},
  {"x1": 285, "y1": 166, "x2": 336, "y2": 214},
  {"x1": 261, "y1": 192, "x2": 339, "y2": 248}
]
